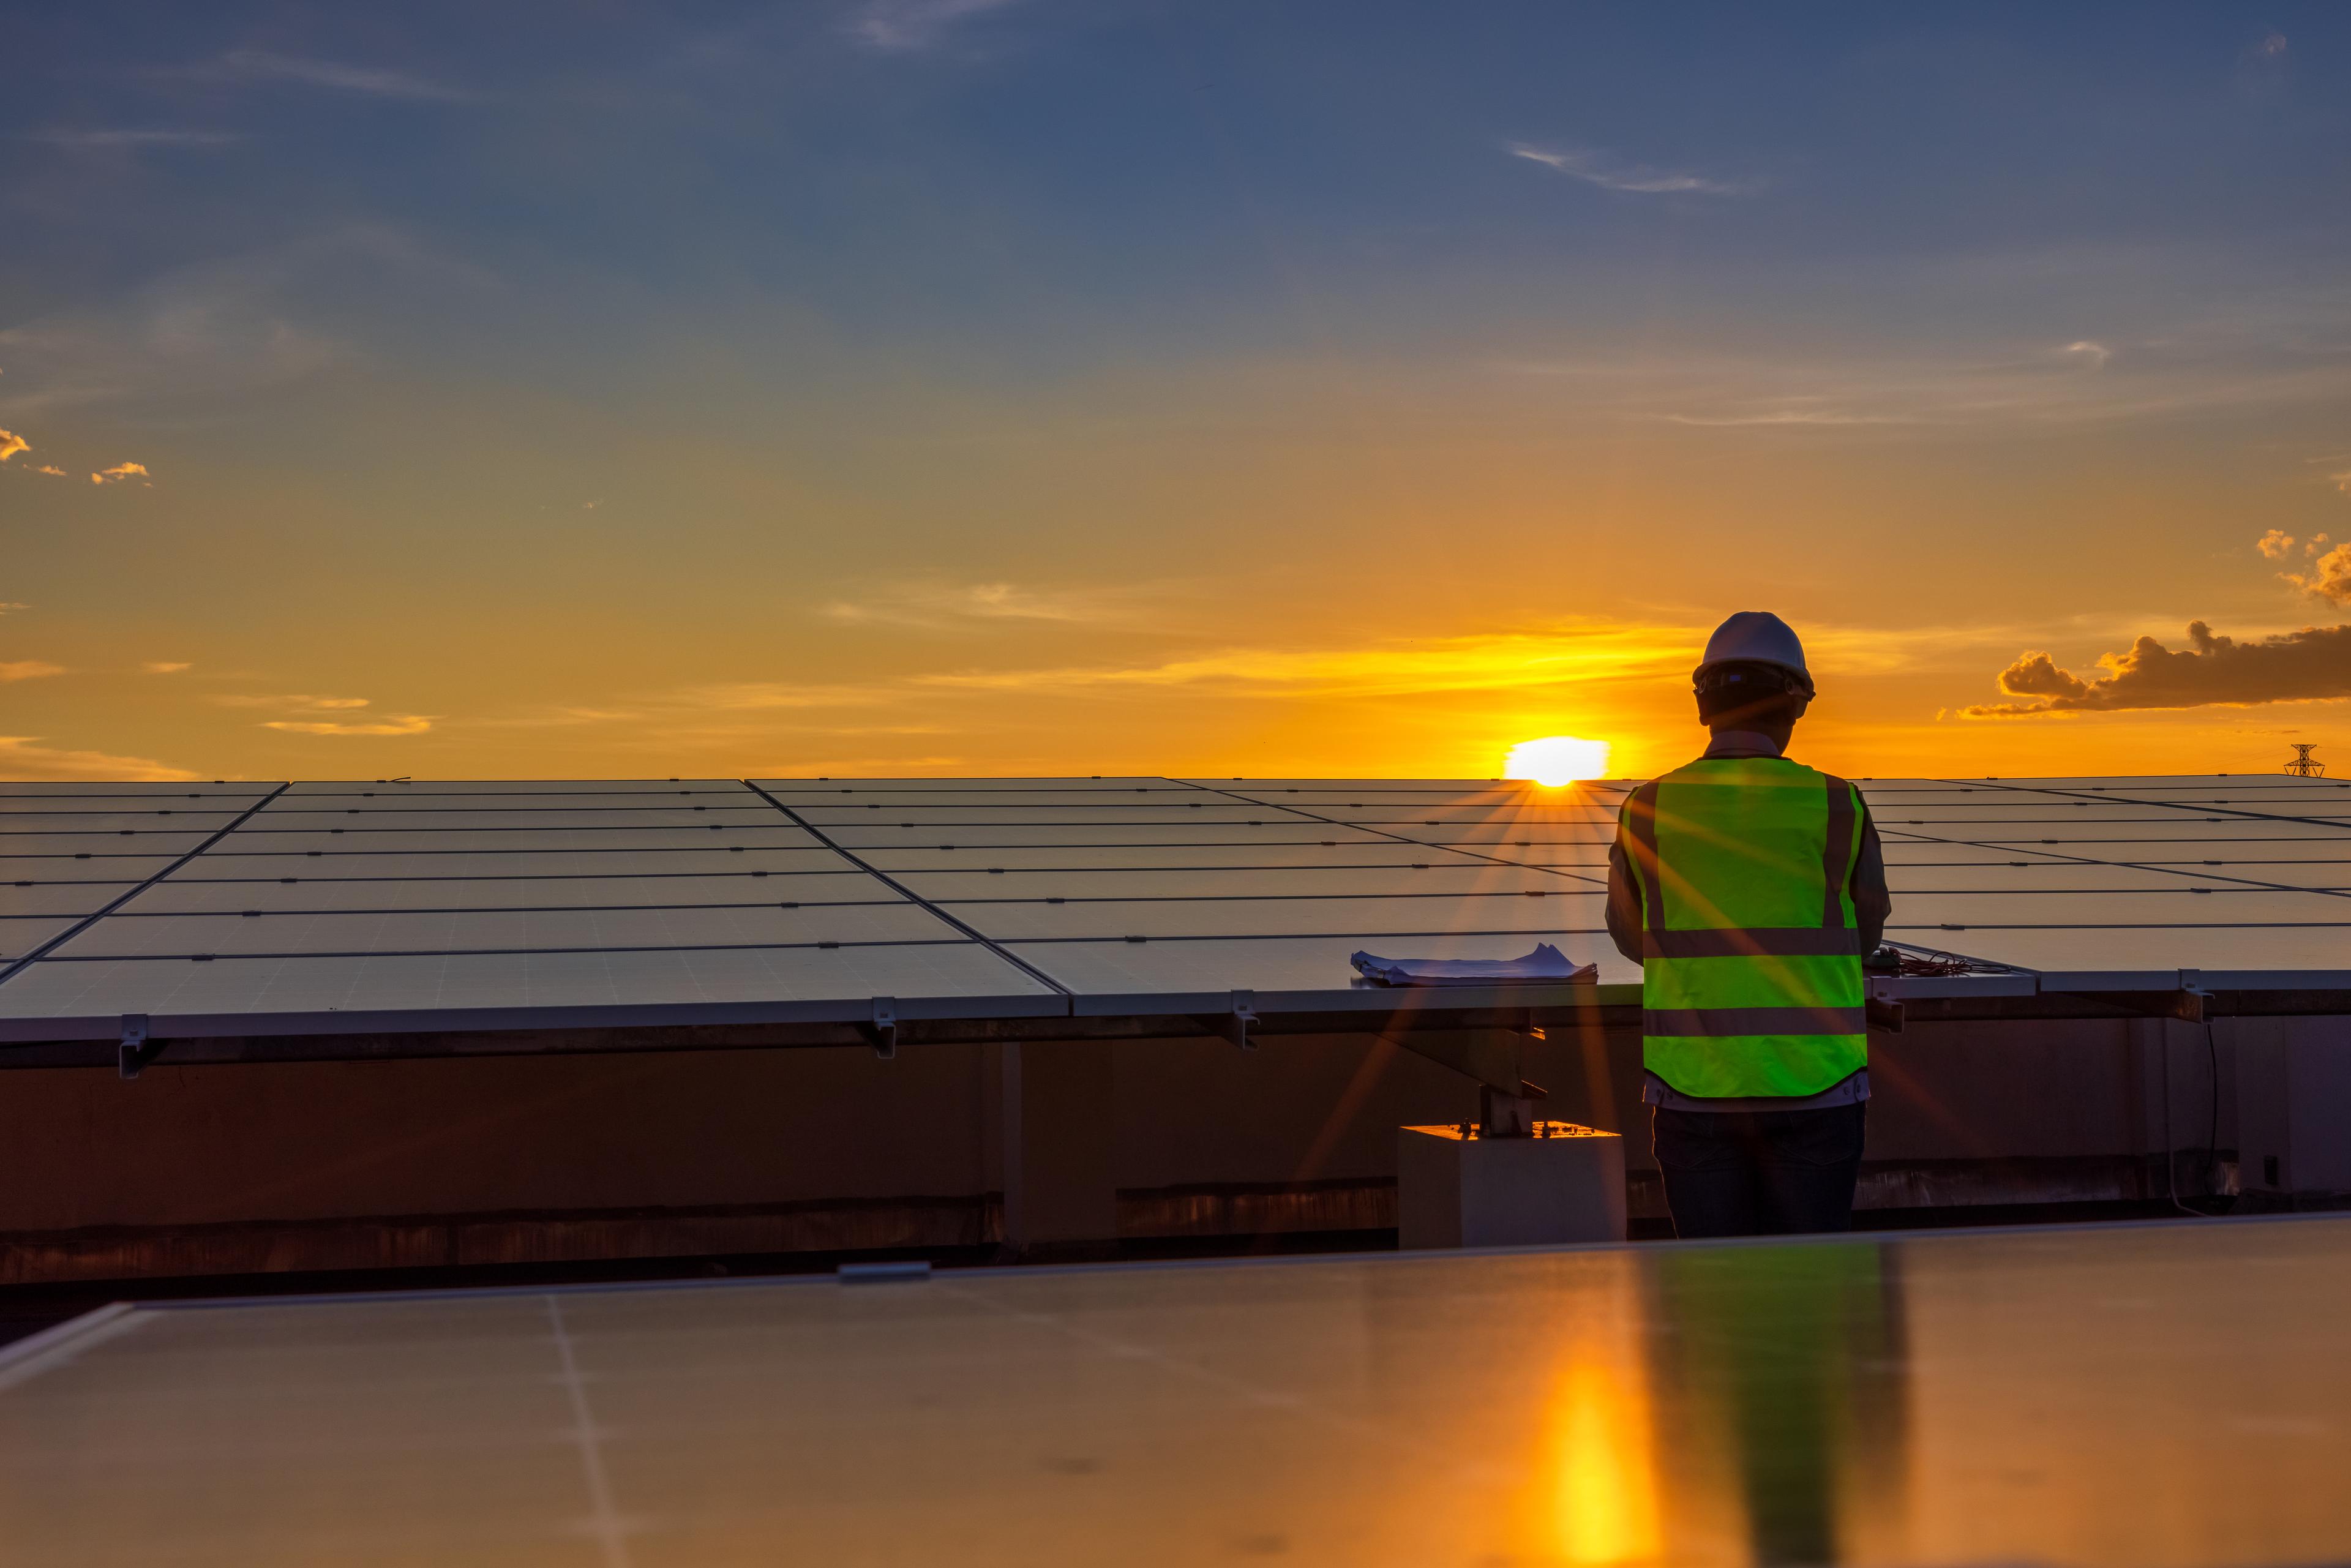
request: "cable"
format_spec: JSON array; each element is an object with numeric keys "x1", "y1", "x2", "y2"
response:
[
  {"x1": 2161, "y1": 1017, "x2": 2224, "y2": 1220},
  {"x1": 2203, "y1": 1018, "x2": 2222, "y2": 1206}
]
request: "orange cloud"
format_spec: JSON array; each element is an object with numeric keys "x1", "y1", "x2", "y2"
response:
[
  {"x1": 2258, "y1": 529, "x2": 2296, "y2": 560},
  {"x1": 0, "y1": 430, "x2": 26, "y2": 463},
  {"x1": 0, "y1": 660, "x2": 66, "y2": 681},
  {"x1": 31, "y1": 465, "x2": 67, "y2": 477},
  {"x1": 1968, "y1": 621, "x2": 2351, "y2": 715},
  {"x1": 90, "y1": 462, "x2": 149, "y2": 485},
  {"x1": 2285, "y1": 542, "x2": 2351, "y2": 606},
  {"x1": 261, "y1": 714, "x2": 433, "y2": 736},
  {"x1": 216, "y1": 693, "x2": 371, "y2": 710},
  {"x1": 0, "y1": 737, "x2": 197, "y2": 781},
  {"x1": 141, "y1": 661, "x2": 193, "y2": 674}
]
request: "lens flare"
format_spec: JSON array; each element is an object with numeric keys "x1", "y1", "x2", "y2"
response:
[{"x1": 1505, "y1": 735, "x2": 1611, "y2": 787}]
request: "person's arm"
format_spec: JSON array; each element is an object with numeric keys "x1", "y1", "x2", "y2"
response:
[
  {"x1": 1852, "y1": 800, "x2": 1891, "y2": 953},
  {"x1": 1606, "y1": 822, "x2": 1646, "y2": 964}
]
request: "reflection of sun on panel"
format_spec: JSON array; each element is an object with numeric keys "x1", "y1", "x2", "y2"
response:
[
  {"x1": 1530, "y1": 1267, "x2": 1662, "y2": 1564},
  {"x1": 1506, "y1": 737, "x2": 1612, "y2": 788}
]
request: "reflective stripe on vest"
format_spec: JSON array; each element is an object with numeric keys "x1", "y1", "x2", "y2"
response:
[{"x1": 1624, "y1": 757, "x2": 1867, "y2": 1100}]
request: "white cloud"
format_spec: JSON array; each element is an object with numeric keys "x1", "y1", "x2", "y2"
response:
[
  {"x1": 1496, "y1": 324, "x2": 2351, "y2": 434},
  {"x1": 0, "y1": 661, "x2": 66, "y2": 681},
  {"x1": 1507, "y1": 142, "x2": 1753, "y2": 197},
  {"x1": 0, "y1": 737, "x2": 197, "y2": 781},
  {"x1": 2063, "y1": 340, "x2": 2112, "y2": 369},
  {"x1": 190, "y1": 49, "x2": 474, "y2": 101},
  {"x1": 261, "y1": 714, "x2": 434, "y2": 736},
  {"x1": 24, "y1": 128, "x2": 242, "y2": 149},
  {"x1": 0, "y1": 227, "x2": 491, "y2": 426},
  {"x1": 846, "y1": 0, "x2": 1023, "y2": 50}
]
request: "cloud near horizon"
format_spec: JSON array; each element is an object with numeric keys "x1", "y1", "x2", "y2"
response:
[
  {"x1": 0, "y1": 737, "x2": 197, "y2": 782},
  {"x1": 1, "y1": 661, "x2": 66, "y2": 681},
  {"x1": 216, "y1": 694, "x2": 371, "y2": 710},
  {"x1": 1967, "y1": 621, "x2": 2351, "y2": 715},
  {"x1": 261, "y1": 713, "x2": 434, "y2": 736},
  {"x1": 822, "y1": 581, "x2": 1150, "y2": 629}
]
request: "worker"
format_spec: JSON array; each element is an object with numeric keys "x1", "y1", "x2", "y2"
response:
[{"x1": 1605, "y1": 611, "x2": 1891, "y2": 1237}]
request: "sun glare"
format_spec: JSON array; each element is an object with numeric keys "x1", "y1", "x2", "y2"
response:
[{"x1": 1505, "y1": 736, "x2": 1611, "y2": 787}]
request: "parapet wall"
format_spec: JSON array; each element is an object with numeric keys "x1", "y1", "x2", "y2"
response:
[{"x1": 0, "y1": 1013, "x2": 2334, "y2": 1285}]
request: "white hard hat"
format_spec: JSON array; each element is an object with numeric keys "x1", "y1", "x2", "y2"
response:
[{"x1": 1694, "y1": 611, "x2": 1812, "y2": 691}]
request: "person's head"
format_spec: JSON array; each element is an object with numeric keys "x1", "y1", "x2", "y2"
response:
[{"x1": 1692, "y1": 612, "x2": 1815, "y2": 741}]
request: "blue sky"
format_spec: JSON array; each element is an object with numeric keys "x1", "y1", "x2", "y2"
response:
[{"x1": 4, "y1": 2, "x2": 2350, "y2": 780}]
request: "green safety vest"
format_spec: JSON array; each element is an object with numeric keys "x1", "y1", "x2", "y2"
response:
[{"x1": 1620, "y1": 756, "x2": 1868, "y2": 1099}]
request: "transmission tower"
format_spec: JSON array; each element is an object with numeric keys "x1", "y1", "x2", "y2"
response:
[{"x1": 2285, "y1": 743, "x2": 2326, "y2": 778}]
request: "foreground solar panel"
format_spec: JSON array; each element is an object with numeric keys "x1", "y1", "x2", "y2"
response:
[
  {"x1": 1, "y1": 773, "x2": 2347, "y2": 1046},
  {"x1": 2, "y1": 1216, "x2": 2347, "y2": 1563}
]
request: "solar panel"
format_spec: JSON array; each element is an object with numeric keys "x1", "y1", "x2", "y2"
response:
[
  {"x1": 119, "y1": 871, "x2": 891, "y2": 913},
  {"x1": 10, "y1": 1218, "x2": 2338, "y2": 1567},
  {"x1": 0, "y1": 943, "x2": 1060, "y2": 1029},
  {"x1": 0, "y1": 773, "x2": 2345, "y2": 1047},
  {"x1": 0, "y1": 882, "x2": 143, "y2": 917},
  {"x1": 894, "y1": 864, "x2": 1590, "y2": 901}
]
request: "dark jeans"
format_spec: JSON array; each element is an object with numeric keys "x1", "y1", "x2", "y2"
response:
[{"x1": 1652, "y1": 1102, "x2": 1867, "y2": 1239}]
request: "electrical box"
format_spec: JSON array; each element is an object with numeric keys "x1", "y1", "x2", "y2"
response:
[{"x1": 1397, "y1": 1122, "x2": 1627, "y2": 1248}]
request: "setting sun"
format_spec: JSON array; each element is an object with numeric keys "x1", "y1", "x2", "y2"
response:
[{"x1": 1504, "y1": 735, "x2": 1613, "y2": 787}]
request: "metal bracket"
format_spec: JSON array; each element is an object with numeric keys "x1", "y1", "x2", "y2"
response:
[
  {"x1": 863, "y1": 997, "x2": 899, "y2": 1060},
  {"x1": 2077, "y1": 973, "x2": 2215, "y2": 1024},
  {"x1": 1477, "y1": 1082, "x2": 1548, "y2": 1138},
  {"x1": 1229, "y1": 990, "x2": 1258, "y2": 1051},
  {"x1": 118, "y1": 1015, "x2": 163, "y2": 1080},
  {"x1": 2172, "y1": 970, "x2": 2214, "y2": 1025}
]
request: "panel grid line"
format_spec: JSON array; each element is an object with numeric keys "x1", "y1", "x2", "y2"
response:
[
  {"x1": 742, "y1": 781, "x2": 1074, "y2": 998},
  {"x1": 1162, "y1": 778, "x2": 1611, "y2": 890},
  {"x1": 0, "y1": 783, "x2": 290, "y2": 993}
]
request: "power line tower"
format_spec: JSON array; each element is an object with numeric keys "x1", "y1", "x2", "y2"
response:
[{"x1": 2285, "y1": 743, "x2": 2327, "y2": 778}]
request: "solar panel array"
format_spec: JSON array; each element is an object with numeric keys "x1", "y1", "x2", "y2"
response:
[
  {"x1": 2, "y1": 771, "x2": 2347, "y2": 1039},
  {"x1": 1867, "y1": 774, "x2": 2351, "y2": 982}
]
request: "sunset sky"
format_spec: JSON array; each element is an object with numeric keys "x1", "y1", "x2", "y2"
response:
[{"x1": 6, "y1": 1, "x2": 2350, "y2": 783}]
